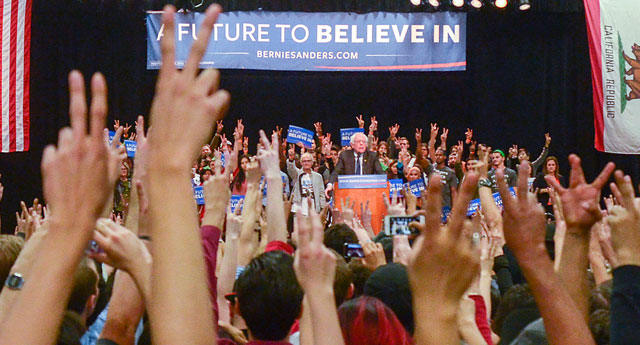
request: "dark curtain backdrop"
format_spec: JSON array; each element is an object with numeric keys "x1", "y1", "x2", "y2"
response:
[{"x1": 0, "y1": 0, "x2": 638, "y2": 233}]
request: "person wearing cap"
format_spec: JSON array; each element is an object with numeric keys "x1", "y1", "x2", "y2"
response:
[{"x1": 486, "y1": 149, "x2": 518, "y2": 192}]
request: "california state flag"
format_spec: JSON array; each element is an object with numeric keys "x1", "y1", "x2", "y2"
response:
[{"x1": 584, "y1": 0, "x2": 640, "y2": 154}]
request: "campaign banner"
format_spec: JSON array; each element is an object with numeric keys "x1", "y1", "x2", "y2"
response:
[
  {"x1": 404, "y1": 179, "x2": 426, "y2": 197},
  {"x1": 340, "y1": 128, "x2": 365, "y2": 146},
  {"x1": 338, "y1": 174, "x2": 387, "y2": 189},
  {"x1": 466, "y1": 187, "x2": 515, "y2": 216},
  {"x1": 388, "y1": 178, "x2": 404, "y2": 198},
  {"x1": 230, "y1": 195, "x2": 245, "y2": 213},
  {"x1": 286, "y1": 125, "x2": 314, "y2": 148},
  {"x1": 124, "y1": 140, "x2": 137, "y2": 158},
  {"x1": 193, "y1": 186, "x2": 205, "y2": 205},
  {"x1": 146, "y1": 11, "x2": 466, "y2": 72},
  {"x1": 108, "y1": 131, "x2": 116, "y2": 145},
  {"x1": 584, "y1": 0, "x2": 640, "y2": 153}
]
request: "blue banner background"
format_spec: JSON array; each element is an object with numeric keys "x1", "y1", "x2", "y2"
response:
[
  {"x1": 147, "y1": 11, "x2": 466, "y2": 72},
  {"x1": 194, "y1": 186, "x2": 205, "y2": 205},
  {"x1": 124, "y1": 140, "x2": 137, "y2": 158},
  {"x1": 286, "y1": 125, "x2": 314, "y2": 148},
  {"x1": 340, "y1": 128, "x2": 365, "y2": 146}
]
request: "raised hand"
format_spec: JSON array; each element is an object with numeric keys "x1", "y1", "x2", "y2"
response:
[
  {"x1": 216, "y1": 120, "x2": 224, "y2": 134},
  {"x1": 430, "y1": 123, "x2": 439, "y2": 142},
  {"x1": 123, "y1": 123, "x2": 132, "y2": 138},
  {"x1": 257, "y1": 130, "x2": 281, "y2": 179},
  {"x1": 294, "y1": 201, "x2": 345, "y2": 345},
  {"x1": 114, "y1": 119, "x2": 120, "y2": 132},
  {"x1": 606, "y1": 170, "x2": 640, "y2": 267},
  {"x1": 104, "y1": 126, "x2": 127, "y2": 187},
  {"x1": 313, "y1": 121, "x2": 323, "y2": 135},
  {"x1": 440, "y1": 128, "x2": 449, "y2": 144},
  {"x1": 368, "y1": 116, "x2": 378, "y2": 134},
  {"x1": 545, "y1": 133, "x2": 552, "y2": 147},
  {"x1": 508, "y1": 145, "x2": 518, "y2": 158},
  {"x1": 545, "y1": 155, "x2": 614, "y2": 232},
  {"x1": 415, "y1": 128, "x2": 422, "y2": 143},
  {"x1": 233, "y1": 119, "x2": 244, "y2": 142},
  {"x1": 497, "y1": 162, "x2": 597, "y2": 345},
  {"x1": 383, "y1": 190, "x2": 406, "y2": 216},
  {"x1": 133, "y1": 115, "x2": 149, "y2": 182},
  {"x1": 407, "y1": 171, "x2": 480, "y2": 345},
  {"x1": 203, "y1": 157, "x2": 231, "y2": 229},
  {"x1": 91, "y1": 218, "x2": 152, "y2": 274},
  {"x1": 465, "y1": 128, "x2": 473, "y2": 142},
  {"x1": 147, "y1": 6, "x2": 230, "y2": 171},
  {"x1": 340, "y1": 196, "x2": 356, "y2": 225},
  {"x1": 362, "y1": 241, "x2": 386, "y2": 270},
  {"x1": 355, "y1": 114, "x2": 365, "y2": 128},
  {"x1": 389, "y1": 123, "x2": 400, "y2": 138}
]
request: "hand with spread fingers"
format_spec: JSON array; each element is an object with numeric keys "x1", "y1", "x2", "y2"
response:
[
  {"x1": 407, "y1": 171, "x2": 480, "y2": 345},
  {"x1": 607, "y1": 170, "x2": 640, "y2": 267},
  {"x1": 496, "y1": 161, "x2": 597, "y2": 345},
  {"x1": 545, "y1": 154, "x2": 614, "y2": 232},
  {"x1": 146, "y1": 5, "x2": 230, "y2": 171},
  {"x1": 294, "y1": 202, "x2": 345, "y2": 345}
]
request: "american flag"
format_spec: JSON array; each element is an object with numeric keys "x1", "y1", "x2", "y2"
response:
[{"x1": 0, "y1": 0, "x2": 30, "y2": 153}]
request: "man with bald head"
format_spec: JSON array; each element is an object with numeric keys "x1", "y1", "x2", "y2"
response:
[{"x1": 326, "y1": 132, "x2": 385, "y2": 197}]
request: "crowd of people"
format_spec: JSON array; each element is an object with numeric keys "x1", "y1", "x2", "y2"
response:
[{"x1": 0, "y1": 5, "x2": 638, "y2": 345}]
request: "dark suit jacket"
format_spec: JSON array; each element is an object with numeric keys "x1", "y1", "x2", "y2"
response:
[{"x1": 330, "y1": 150, "x2": 385, "y2": 183}]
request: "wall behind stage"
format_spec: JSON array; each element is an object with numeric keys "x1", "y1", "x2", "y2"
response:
[{"x1": 0, "y1": 0, "x2": 638, "y2": 233}]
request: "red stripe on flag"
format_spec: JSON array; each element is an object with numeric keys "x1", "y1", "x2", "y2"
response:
[
  {"x1": 8, "y1": 0, "x2": 18, "y2": 152},
  {"x1": 22, "y1": 0, "x2": 29, "y2": 150},
  {"x1": 583, "y1": 0, "x2": 604, "y2": 151}
]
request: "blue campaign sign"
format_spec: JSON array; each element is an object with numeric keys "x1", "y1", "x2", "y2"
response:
[
  {"x1": 466, "y1": 187, "x2": 515, "y2": 216},
  {"x1": 230, "y1": 195, "x2": 245, "y2": 213},
  {"x1": 108, "y1": 131, "x2": 116, "y2": 145},
  {"x1": 286, "y1": 125, "x2": 314, "y2": 148},
  {"x1": 405, "y1": 179, "x2": 426, "y2": 197},
  {"x1": 338, "y1": 174, "x2": 387, "y2": 189},
  {"x1": 193, "y1": 186, "x2": 205, "y2": 205},
  {"x1": 340, "y1": 128, "x2": 365, "y2": 146},
  {"x1": 388, "y1": 178, "x2": 404, "y2": 198},
  {"x1": 146, "y1": 11, "x2": 466, "y2": 72},
  {"x1": 124, "y1": 140, "x2": 137, "y2": 158}
]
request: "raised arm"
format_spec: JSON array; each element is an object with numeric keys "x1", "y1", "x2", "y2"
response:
[
  {"x1": 607, "y1": 170, "x2": 640, "y2": 345},
  {"x1": 294, "y1": 200, "x2": 345, "y2": 345},
  {"x1": 0, "y1": 71, "x2": 112, "y2": 344},
  {"x1": 497, "y1": 161, "x2": 597, "y2": 345},
  {"x1": 145, "y1": 5, "x2": 229, "y2": 344},
  {"x1": 428, "y1": 123, "x2": 438, "y2": 163},
  {"x1": 408, "y1": 170, "x2": 480, "y2": 345},
  {"x1": 257, "y1": 130, "x2": 288, "y2": 243},
  {"x1": 545, "y1": 155, "x2": 615, "y2": 320}
]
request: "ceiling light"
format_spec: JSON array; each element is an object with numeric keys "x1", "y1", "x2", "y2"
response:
[{"x1": 519, "y1": 0, "x2": 531, "y2": 10}]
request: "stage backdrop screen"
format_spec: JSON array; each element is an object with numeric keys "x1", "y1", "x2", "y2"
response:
[
  {"x1": 146, "y1": 11, "x2": 466, "y2": 72},
  {"x1": 584, "y1": 0, "x2": 640, "y2": 154}
]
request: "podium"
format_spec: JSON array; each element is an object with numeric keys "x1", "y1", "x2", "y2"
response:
[{"x1": 334, "y1": 175, "x2": 388, "y2": 235}]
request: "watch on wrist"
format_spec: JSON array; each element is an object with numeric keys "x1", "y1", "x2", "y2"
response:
[
  {"x1": 5, "y1": 272, "x2": 24, "y2": 290},
  {"x1": 478, "y1": 178, "x2": 492, "y2": 189}
]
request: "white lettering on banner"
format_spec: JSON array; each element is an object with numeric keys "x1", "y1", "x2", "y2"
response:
[
  {"x1": 243, "y1": 23, "x2": 256, "y2": 41},
  {"x1": 258, "y1": 24, "x2": 269, "y2": 42},
  {"x1": 291, "y1": 25, "x2": 309, "y2": 43},
  {"x1": 411, "y1": 25, "x2": 425, "y2": 43},
  {"x1": 276, "y1": 24, "x2": 290, "y2": 42},
  {"x1": 335, "y1": 25, "x2": 348, "y2": 43},
  {"x1": 155, "y1": 19, "x2": 460, "y2": 47},
  {"x1": 351, "y1": 25, "x2": 364, "y2": 43}
]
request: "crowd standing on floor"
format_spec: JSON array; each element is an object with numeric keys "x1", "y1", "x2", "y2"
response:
[{"x1": 0, "y1": 5, "x2": 638, "y2": 345}]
